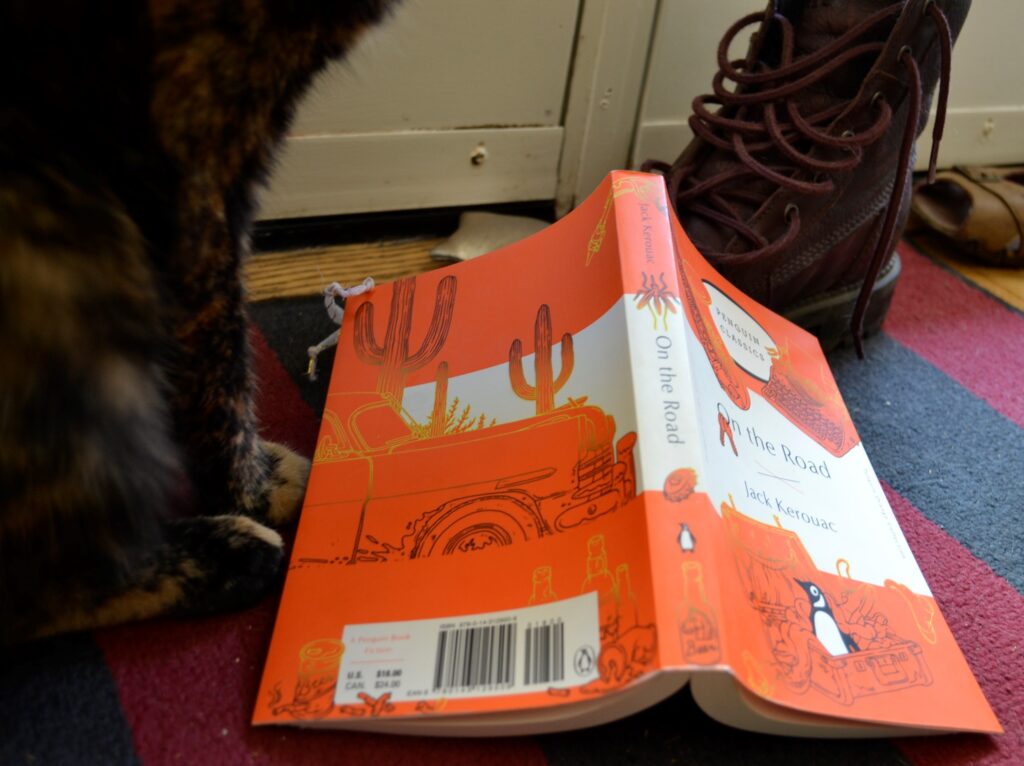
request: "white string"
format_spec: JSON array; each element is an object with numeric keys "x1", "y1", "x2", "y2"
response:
[{"x1": 306, "y1": 277, "x2": 375, "y2": 381}]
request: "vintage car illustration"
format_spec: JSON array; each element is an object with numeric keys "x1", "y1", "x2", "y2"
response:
[{"x1": 308, "y1": 391, "x2": 637, "y2": 564}]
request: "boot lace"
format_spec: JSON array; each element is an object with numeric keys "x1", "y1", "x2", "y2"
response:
[{"x1": 645, "y1": 1, "x2": 953, "y2": 356}]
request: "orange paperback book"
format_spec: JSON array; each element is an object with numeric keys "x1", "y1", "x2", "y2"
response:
[{"x1": 253, "y1": 171, "x2": 1000, "y2": 738}]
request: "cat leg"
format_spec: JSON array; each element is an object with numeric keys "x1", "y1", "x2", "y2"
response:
[
  {"x1": 0, "y1": 171, "x2": 287, "y2": 643},
  {"x1": 169, "y1": 291, "x2": 311, "y2": 527},
  {"x1": 166, "y1": 196, "x2": 309, "y2": 528}
]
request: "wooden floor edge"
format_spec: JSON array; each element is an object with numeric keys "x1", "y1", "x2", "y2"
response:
[{"x1": 246, "y1": 237, "x2": 446, "y2": 302}]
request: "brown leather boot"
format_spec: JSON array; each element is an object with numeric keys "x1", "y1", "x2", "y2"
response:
[{"x1": 645, "y1": 0, "x2": 970, "y2": 354}]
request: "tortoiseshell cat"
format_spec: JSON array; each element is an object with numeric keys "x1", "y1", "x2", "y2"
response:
[{"x1": 0, "y1": 1, "x2": 395, "y2": 643}]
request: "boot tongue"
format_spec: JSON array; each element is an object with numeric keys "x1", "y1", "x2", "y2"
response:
[{"x1": 780, "y1": 0, "x2": 896, "y2": 104}]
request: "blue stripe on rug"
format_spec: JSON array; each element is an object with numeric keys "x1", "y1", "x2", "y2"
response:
[
  {"x1": 829, "y1": 334, "x2": 1024, "y2": 594},
  {"x1": 0, "y1": 633, "x2": 138, "y2": 766}
]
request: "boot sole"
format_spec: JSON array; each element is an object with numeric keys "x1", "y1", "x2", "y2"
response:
[{"x1": 782, "y1": 254, "x2": 901, "y2": 353}]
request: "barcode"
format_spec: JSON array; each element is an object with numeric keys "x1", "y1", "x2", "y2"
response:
[
  {"x1": 338, "y1": 594, "x2": 598, "y2": 705},
  {"x1": 524, "y1": 620, "x2": 565, "y2": 685},
  {"x1": 432, "y1": 621, "x2": 516, "y2": 692}
]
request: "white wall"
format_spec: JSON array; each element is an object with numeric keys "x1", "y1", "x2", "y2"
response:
[
  {"x1": 258, "y1": 0, "x2": 580, "y2": 220},
  {"x1": 259, "y1": 0, "x2": 1024, "y2": 221}
]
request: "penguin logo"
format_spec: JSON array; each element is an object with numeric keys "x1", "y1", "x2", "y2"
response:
[
  {"x1": 794, "y1": 579, "x2": 859, "y2": 656},
  {"x1": 678, "y1": 523, "x2": 696, "y2": 553}
]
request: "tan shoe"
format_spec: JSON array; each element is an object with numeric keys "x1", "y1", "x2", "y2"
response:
[{"x1": 912, "y1": 166, "x2": 1024, "y2": 266}]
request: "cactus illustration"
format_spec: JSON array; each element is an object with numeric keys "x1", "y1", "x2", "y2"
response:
[
  {"x1": 429, "y1": 362, "x2": 449, "y2": 438},
  {"x1": 417, "y1": 361, "x2": 495, "y2": 438},
  {"x1": 509, "y1": 304, "x2": 574, "y2": 415},
  {"x1": 354, "y1": 275, "x2": 457, "y2": 408}
]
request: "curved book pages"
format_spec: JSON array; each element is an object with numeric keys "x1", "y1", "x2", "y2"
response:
[{"x1": 254, "y1": 172, "x2": 1000, "y2": 738}]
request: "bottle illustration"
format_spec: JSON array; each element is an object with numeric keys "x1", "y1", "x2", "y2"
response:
[
  {"x1": 615, "y1": 563, "x2": 640, "y2": 632},
  {"x1": 581, "y1": 534, "x2": 621, "y2": 641},
  {"x1": 678, "y1": 561, "x2": 720, "y2": 665},
  {"x1": 529, "y1": 565, "x2": 559, "y2": 605},
  {"x1": 273, "y1": 638, "x2": 345, "y2": 719}
]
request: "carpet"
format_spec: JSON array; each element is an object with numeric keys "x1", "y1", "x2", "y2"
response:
[{"x1": 2, "y1": 240, "x2": 1021, "y2": 765}]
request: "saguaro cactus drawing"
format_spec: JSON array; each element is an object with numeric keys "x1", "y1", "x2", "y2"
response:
[
  {"x1": 509, "y1": 304, "x2": 574, "y2": 415},
  {"x1": 429, "y1": 361, "x2": 449, "y2": 438},
  {"x1": 354, "y1": 275, "x2": 457, "y2": 408}
]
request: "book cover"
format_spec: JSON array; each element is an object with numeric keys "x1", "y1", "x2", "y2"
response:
[{"x1": 253, "y1": 171, "x2": 999, "y2": 738}]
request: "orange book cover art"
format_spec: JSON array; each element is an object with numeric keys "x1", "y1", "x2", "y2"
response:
[
  {"x1": 641, "y1": 470, "x2": 999, "y2": 733},
  {"x1": 670, "y1": 224, "x2": 859, "y2": 459},
  {"x1": 636, "y1": 176, "x2": 996, "y2": 732},
  {"x1": 305, "y1": 292, "x2": 637, "y2": 565},
  {"x1": 710, "y1": 493, "x2": 996, "y2": 731},
  {"x1": 254, "y1": 171, "x2": 999, "y2": 735},
  {"x1": 255, "y1": 174, "x2": 662, "y2": 725}
]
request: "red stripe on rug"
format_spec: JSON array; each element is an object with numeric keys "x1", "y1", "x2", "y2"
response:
[
  {"x1": 885, "y1": 243, "x2": 1024, "y2": 427},
  {"x1": 96, "y1": 327, "x2": 548, "y2": 765},
  {"x1": 250, "y1": 328, "x2": 321, "y2": 457},
  {"x1": 883, "y1": 483, "x2": 1023, "y2": 765}
]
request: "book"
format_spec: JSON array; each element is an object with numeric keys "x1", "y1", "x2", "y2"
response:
[{"x1": 253, "y1": 171, "x2": 1000, "y2": 738}]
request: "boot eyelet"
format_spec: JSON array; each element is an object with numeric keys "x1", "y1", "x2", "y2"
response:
[
  {"x1": 785, "y1": 203, "x2": 799, "y2": 220},
  {"x1": 922, "y1": 0, "x2": 935, "y2": 14},
  {"x1": 898, "y1": 45, "x2": 913, "y2": 61},
  {"x1": 870, "y1": 91, "x2": 885, "y2": 107},
  {"x1": 841, "y1": 130, "x2": 855, "y2": 138}
]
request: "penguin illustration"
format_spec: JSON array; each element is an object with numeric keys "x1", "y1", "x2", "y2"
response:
[
  {"x1": 677, "y1": 523, "x2": 696, "y2": 553},
  {"x1": 794, "y1": 579, "x2": 859, "y2": 656}
]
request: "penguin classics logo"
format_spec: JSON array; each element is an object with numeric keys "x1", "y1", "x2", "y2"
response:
[{"x1": 573, "y1": 645, "x2": 596, "y2": 677}]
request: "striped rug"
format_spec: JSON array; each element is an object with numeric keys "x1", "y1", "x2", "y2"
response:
[{"x1": 2, "y1": 239, "x2": 1021, "y2": 765}]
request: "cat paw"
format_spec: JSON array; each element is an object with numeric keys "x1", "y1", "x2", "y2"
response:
[
  {"x1": 23, "y1": 515, "x2": 287, "y2": 638},
  {"x1": 169, "y1": 514, "x2": 286, "y2": 615},
  {"x1": 261, "y1": 440, "x2": 311, "y2": 526}
]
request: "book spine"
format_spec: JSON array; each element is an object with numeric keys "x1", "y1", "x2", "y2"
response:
[
  {"x1": 609, "y1": 173, "x2": 722, "y2": 673},
  {"x1": 611, "y1": 175, "x2": 707, "y2": 496}
]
